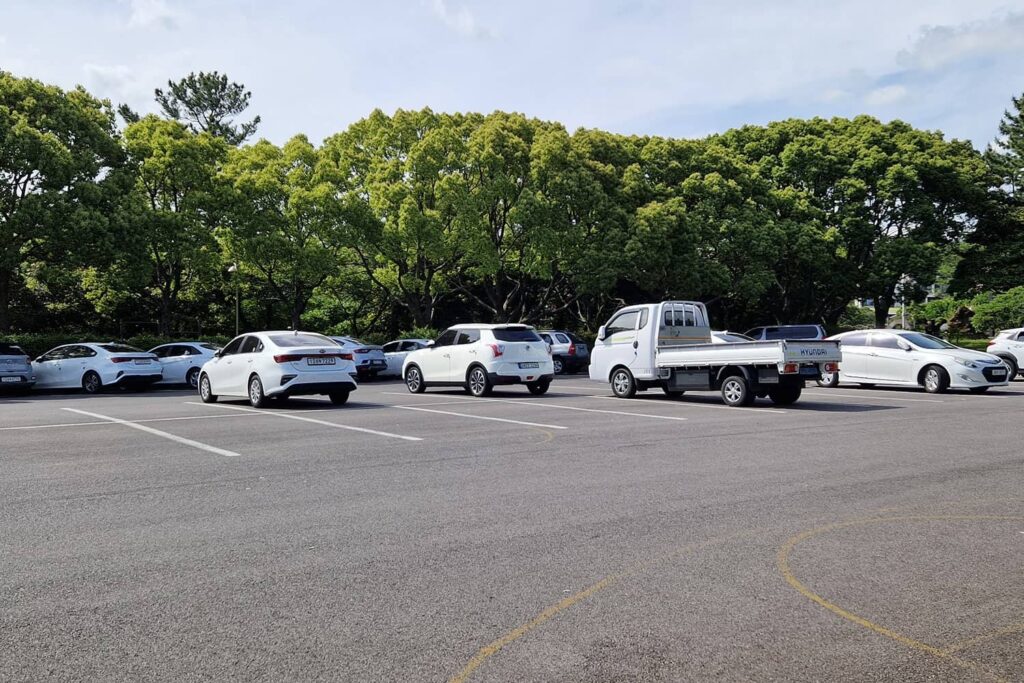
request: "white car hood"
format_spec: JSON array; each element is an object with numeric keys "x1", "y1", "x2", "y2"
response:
[{"x1": 919, "y1": 347, "x2": 1002, "y2": 363}]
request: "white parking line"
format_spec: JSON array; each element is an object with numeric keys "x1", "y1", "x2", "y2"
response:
[
  {"x1": 588, "y1": 395, "x2": 787, "y2": 414},
  {"x1": 804, "y1": 390, "x2": 943, "y2": 403},
  {"x1": 0, "y1": 412, "x2": 260, "y2": 432},
  {"x1": 383, "y1": 392, "x2": 689, "y2": 422},
  {"x1": 392, "y1": 405, "x2": 567, "y2": 430},
  {"x1": 63, "y1": 408, "x2": 240, "y2": 457},
  {"x1": 185, "y1": 402, "x2": 423, "y2": 442}
]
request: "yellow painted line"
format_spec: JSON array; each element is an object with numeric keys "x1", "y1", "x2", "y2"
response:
[
  {"x1": 449, "y1": 530, "x2": 756, "y2": 682},
  {"x1": 778, "y1": 515, "x2": 1023, "y2": 683}
]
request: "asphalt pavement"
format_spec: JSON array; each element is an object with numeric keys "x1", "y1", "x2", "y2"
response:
[{"x1": 2, "y1": 377, "x2": 1023, "y2": 681}]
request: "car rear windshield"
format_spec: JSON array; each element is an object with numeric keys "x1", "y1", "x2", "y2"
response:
[
  {"x1": 765, "y1": 326, "x2": 820, "y2": 340},
  {"x1": 492, "y1": 327, "x2": 542, "y2": 342},
  {"x1": 270, "y1": 333, "x2": 336, "y2": 347},
  {"x1": 198, "y1": 343, "x2": 221, "y2": 351},
  {"x1": 100, "y1": 344, "x2": 143, "y2": 353},
  {"x1": 0, "y1": 343, "x2": 27, "y2": 355}
]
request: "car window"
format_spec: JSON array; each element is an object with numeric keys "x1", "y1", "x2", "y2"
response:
[
  {"x1": 221, "y1": 337, "x2": 244, "y2": 355},
  {"x1": 898, "y1": 332, "x2": 956, "y2": 350},
  {"x1": 540, "y1": 333, "x2": 553, "y2": 343},
  {"x1": 555, "y1": 333, "x2": 570, "y2": 344},
  {"x1": 766, "y1": 326, "x2": 819, "y2": 340},
  {"x1": 433, "y1": 329, "x2": 458, "y2": 347},
  {"x1": 198, "y1": 343, "x2": 221, "y2": 351},
  {"x1": 606, "y1": 311, "x2": 639, "y2": 337},
  {"x1": 150, "y1": 346, "x2": 169, "y2": 358},
  {"x1": 1017, "y1": 331, "x2": 1024, "y2": 341},
  {"x1": 638, "y1": 309, "x2": 650, "y2": 329},
  {"x1": 840, "y1": 332, "x2": 869, "y2": 347},
  {"x1": 456, "y1": 329, "x2": 480, "y2": 345},
  {"x1": 382, "y1": 342, "x2": 399, "y2": 353},
  {"x1": 869, "y1": 333, "x2": 901, "y2": 349},
  {"x1": 39, "y1": 347, "x2": 69, "y2": 362},
  {"x1": 401, "y1": 341, "x2": 424, "y2": 352},
  {"x1": 99, "y1": 344, "x2": 141, "y2": 353},
  {"x1": 745, "y1": 328, "x2": 763, "y2": 338},
  {"x1": 491, "y1": 327, "x2": 542, "y2": 342},
  {"x1": 67, "y1": 345, "x2": 98, "y2": 358}
]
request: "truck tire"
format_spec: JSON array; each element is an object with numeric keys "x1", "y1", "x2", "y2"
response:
[
  {"x1": 768, "y1": 384, "x2": 802, "y2": 405},
  {"x1": 610, "y1": 368, "x2": 637, "y2": 398},
  {"x1": 662, "y1": 386, "x2": 685, "y2": 398},
  {"x1": 720, "y1": 375, "x2": 754, "y2": 407}
]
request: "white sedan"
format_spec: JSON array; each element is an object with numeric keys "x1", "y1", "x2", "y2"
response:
[
  {"x1": 820, "y1": 329, "x2": 1009, "y2": 393},
  {"x1": 380, "y1": 338, "x2": 432, "y2": 377},
  {"x1": 32, "y1": 343, "x2": 162, "y2": 393},
  {"x1": 149, "y1": 342, "x2": 220, "y2": 388},
  {"x1": 198, "y1": 331, "x2": 358, "y2": 407}
]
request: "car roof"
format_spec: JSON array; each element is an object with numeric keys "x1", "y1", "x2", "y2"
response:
[
  {"x1": 446, "y1": 323, "x2": 536, "y2": 330},
  {"x1": 387, "y1": 338, "x2": 432, "y2": 343}
]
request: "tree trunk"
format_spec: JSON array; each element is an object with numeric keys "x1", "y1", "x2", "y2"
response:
[
  {"x1": 0, "y1": 269, "x2": 11, "y2": 333},
  {"x1": 874, "y1": 293, "x2": 892, "y2": 328},
  {"x1": 159, "y1": 291, "x2": 173, "y2": 337}
]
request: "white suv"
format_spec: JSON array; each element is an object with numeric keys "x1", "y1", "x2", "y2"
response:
[
  {"x1": 987, "y1": 327, "x2": 1024, "y2": 379},
  {"x1": 402, "y1": 324, "x2": 554, "y2": 396}
]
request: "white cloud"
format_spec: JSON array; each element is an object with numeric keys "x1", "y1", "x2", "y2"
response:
[
  {"x1": 899, "y1": 11, "x2": 1024, "y2": 70},
  {"x1": 125, "y1": 0, "x2": 179, "y2": 30},
  {"x1": 864, "y1": 85, "x2": 907, "y2": 106},
  {"x1": 428, "y1": 0, "x2": 492, "y2": 38}
]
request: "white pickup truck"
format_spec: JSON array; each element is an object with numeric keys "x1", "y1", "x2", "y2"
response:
[{"x1": 588, "y1": 301, "x2": 841, "y2": 406}]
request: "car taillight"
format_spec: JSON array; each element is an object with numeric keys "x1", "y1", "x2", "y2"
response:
[
  {"x1": 339, "y1": 352, "x2": 353, "y2": 361},
  {"x1": 273, "y1": 354, "x2": 302, "y2": 363},
  {"x1": 488, "y1": 343, "x2": 505, "y2": 358},
  {"x1": 353, "y1": 348, "x2": 369, "y2": 353},
  {"x1": 110, "y1": 357, "x2": 132, "y2": 363},
  {"x1": 568, "y1": 342, "x2": 576, "y2": 356}
]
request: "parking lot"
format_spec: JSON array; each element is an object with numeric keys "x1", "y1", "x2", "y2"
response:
[{"x1": 2, "y1": 378, "x2": 1024, "y2": 682}]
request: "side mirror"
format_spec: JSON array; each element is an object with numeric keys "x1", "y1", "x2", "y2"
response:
[
  {"x1": 425, "y1": 340, "x2": 435, "y2": 348},
  {"x1": 899, "y1": 341, "x2": 911, "y2": 352},
  {"x1": 597, "y1": 325, "x2": 607, "y2": 341},
  {"x1": 214, "y1": 350, "x2": 224, "y2": 358},
  {"x1": 34, "y1": 357, "x2": 43, "y2": 363}
]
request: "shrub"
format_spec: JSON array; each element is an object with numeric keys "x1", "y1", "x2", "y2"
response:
[{"x1": 971, "y1": 287, "x2": 1024, "y2": 334}]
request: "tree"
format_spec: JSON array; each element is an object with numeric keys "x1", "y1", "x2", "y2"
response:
[
  {"x1": 122, "y1": 116, "x2": 227, "y2": 334},
  {"x1": 156, "y1": 71, "x2": 260, "y2": 145},
  {"x1": 220, "y1": 136, "x2": 353, "y2": 329},
  {"x1": 0, "y1": 71, "x2": 125, "y2": 331},
  {"x1": 971, "y1": 286, "x2": 1024, "y2": 333}
]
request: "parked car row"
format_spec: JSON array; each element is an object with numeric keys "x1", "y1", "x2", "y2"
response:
[{"x1": 3, "y1": 313, "x2": 1019, "y2": 406}]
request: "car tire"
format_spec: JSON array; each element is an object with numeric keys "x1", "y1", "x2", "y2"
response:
[
  {"x1": 199, "y1": 374, "x2": 217, "y2": 403},
  {"x1": 999, "y1": 356, "x2": 1018, "y2": 380},
  {"x1": 817, "y1": 370, "x2": 839, "y2": 388},
  {"x1": 248, "y1": 375, "x2": 268, "y2": 408},
  {"x1": 768, "y1": 384, "x2": 802, "y2": 405},
  {"x1": 405, "y1": 365, "x2": 426, "y2": 394},
  {"x1": 329, "y1": 391, "x2": 350, "y2": 405},
  {"x1": 662, "y1": 387, "x2": 685, "y2": 398},
  {"x1": 720, "y1": 375, "x2": 754, "y2": 407},
  {"x1": 467, "y1": 366, "x2": 493, "y2": 397},
  {"x1": 552, "y1": 358, "x2": 564, "y2": 374},
  {"x1": 185, "y1": 367, "x2": 200, "y2": 389},
  {"x1": 922, "y1": 365, "x2": 949, "y2": 394},
  {"x1": 81, "y1": 371, "x2": 102, "y2": 394},
  {"x1": 968, "y1": 386, "x2": 990, "y2": 393},
  {"x1": 610, "y1": 367, "x2": 636, "y2": 398},
  {"x1": 527, "y1": 380, "x2": 550, "y2": 395}
]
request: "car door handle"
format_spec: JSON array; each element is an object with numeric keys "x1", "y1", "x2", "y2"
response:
[{"x1": 632, "y1": 341, "x2": 638, "y2": 349}]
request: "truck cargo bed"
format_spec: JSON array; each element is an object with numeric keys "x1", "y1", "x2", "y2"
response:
[{"x1": 655, "y1": 339, "x2": 842, "y2": 368}]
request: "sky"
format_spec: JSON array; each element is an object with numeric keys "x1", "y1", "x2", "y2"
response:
[{"x1": 2, "y1": 0, "x2": 1023, "y2": 148}]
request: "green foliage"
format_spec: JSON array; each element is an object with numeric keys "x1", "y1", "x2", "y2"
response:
[
  {"x1": 155, "y1": 71, "x2": 260, "y2": 145},
  {"x1": 908, "y1": 297, "x2": 966, "y2": 327},
  {"x1": 971, "y1": 286, "x2": 1024, "y2": 333},
  {"x1": 836, "y1": 304, "x2": 874, "y2": 331}
]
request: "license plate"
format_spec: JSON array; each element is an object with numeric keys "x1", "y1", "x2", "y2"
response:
[
  {"x1": 307, "y1": 357, "x2": 336, "y2": 365},
  {"x1": 371, "y1": 360, "x2": 386, "y2": 366},
  {"x1": 519, "y1": 362, "x2": 539, "y2": 369},
  {"x1": 1, "y1": 376, "x2": 20, "y2": 383},
  {"x1": 134, "y1": 359, "x2": 151, "y2": 365},
  {"x1": 992, "y1": 369, "x2": 1006, "y2": 376}
]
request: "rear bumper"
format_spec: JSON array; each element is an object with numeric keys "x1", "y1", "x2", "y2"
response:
[
  {"x1": 489, "y1": 372, "x2": 555, "y2": 386},
  {"x1": 269, "y1": 377, "x2": 357, "y2": 397},
  {"x1": 108, "y1": 373, "x2": 162, "y2": 387},
  {"x1": 0, "y1": 374, "x2": 35, "y2": 390}
]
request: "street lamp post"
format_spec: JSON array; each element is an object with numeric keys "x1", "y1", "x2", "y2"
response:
[{"x1": 228, "y1": 263, "x2": 239, "y2": 337}]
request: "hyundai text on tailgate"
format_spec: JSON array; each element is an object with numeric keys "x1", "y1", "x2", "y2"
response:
[{"x1": 588, "y1": 301, "x2": 841, "y2": 406}]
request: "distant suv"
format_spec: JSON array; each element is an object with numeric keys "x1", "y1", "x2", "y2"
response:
[
  {"x1": 403, "y1": 324, "x2": 554, "y2": 396},
  {"x1": 744, "y1": 324, "x2": 827, "y2": 341},
  {"x1": 987, "y1": 327, "x2": 1024, "y2": 379},
  {"x1": 538, "y1": 330, "x2": 590, "y2": 374}
]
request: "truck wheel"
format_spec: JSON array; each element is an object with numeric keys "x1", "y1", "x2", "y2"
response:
[
  {"x1": 610, "y1": 368, "x2": 636, "y2": 398},
  {"x1": 768, "y1": 384, "x2": 802, "y2": 405},
  {"x1": 922, "y1": 365, "x2": 949, "y2": 394},
  {"x1": 720, "y1": 375, "x2": 754, "y2": 407},
  {"x1": 817, "y1": 370, "x2": 839, "y2": 388},
  {"x1": 662, "y1": 387, "x2": 685, "y2": 398}
]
